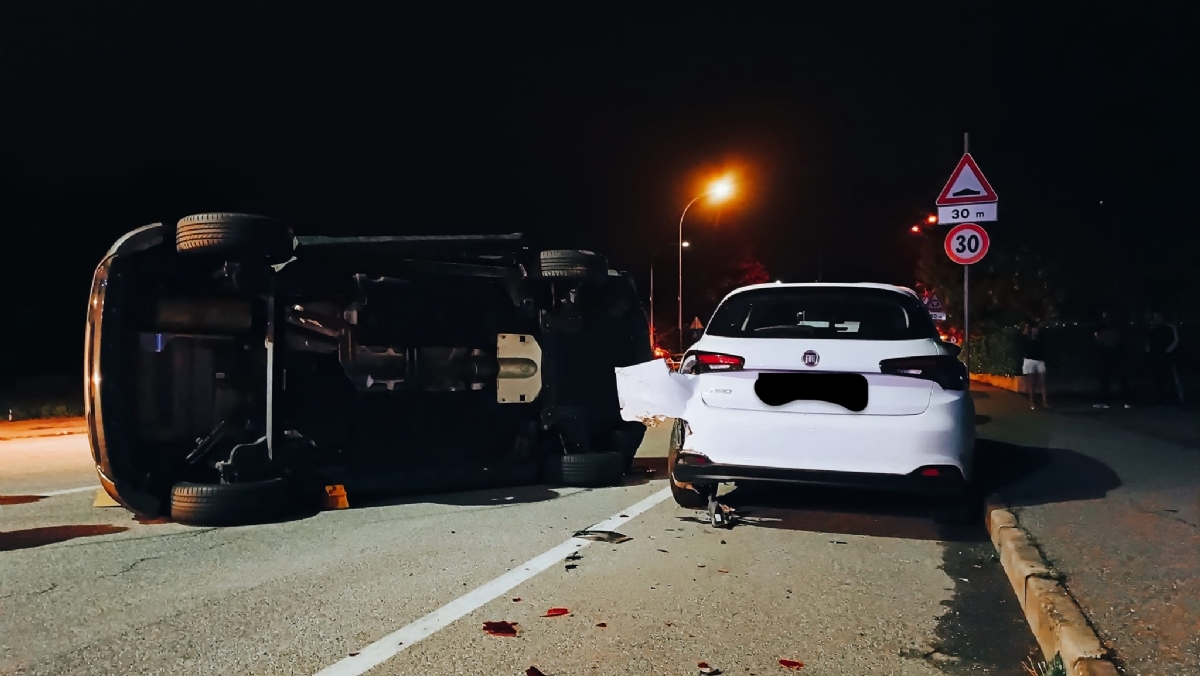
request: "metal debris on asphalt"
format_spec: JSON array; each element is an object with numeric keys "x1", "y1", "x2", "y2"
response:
[
  {"x1": 573, "y1": 530, "x2": 632, "y2": 543},
  {"x1": 566, "y1": 552, "x2": 583, "y2": 561},
  {"x1": 565, "y1": 564, "x2": 578, "y2": 571},
  {"x1": 482, "y1": 620, "x2": 520, "y2": 637},
  {"x1": 595, "y1": 622, "x2": 607, "y2": 627},
  {"x1": 778, "y1": 658, "x2": 805, "y2": 670},
  {"x1": 526, "y1": 667, "x2": 547, "y2": 676},
  {"x1": 697, "y1": 661, "x2": 721, "y2": 674},
  {"x1": 717, "y1": 568, "x2": 729, "y2": 573},
  {"x1": 542, "y1": 607, "x2": 570, "y2": 617}
]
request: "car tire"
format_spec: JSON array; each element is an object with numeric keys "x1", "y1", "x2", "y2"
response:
[
  {"x1": 176, "y1": 212, "x2": 293, "y2": 263},
  {"x1": 667, "y1": 420, "x2": 709, "y2": 509},
  {"x1": 537, "y1": 249, "x2": 607, "y2": 280},
  {"x1": 608, "y1": 424, "x2": 647, "y2": 471},
  {"x1": 169, "y1": 478, "x2": 292, "y2": 526},
  {"x1": 543, "y1": 451, "x2": 624, "y2": 488}
]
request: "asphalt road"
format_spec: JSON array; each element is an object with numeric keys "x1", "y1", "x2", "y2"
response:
[{"x1": 2, "y1": 419, "x2": 1037, "y2": 675}]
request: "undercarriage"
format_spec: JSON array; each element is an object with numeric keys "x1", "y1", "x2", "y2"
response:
[{"x1": 86, "y1": 215, "x2": 652, "y2": 524}]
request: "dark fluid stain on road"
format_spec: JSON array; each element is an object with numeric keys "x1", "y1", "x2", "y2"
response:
[
  {"x1": 134, "y1": 515, "x2": 172, "y2": 525},
  {"x1": 925, "y1": 541, "x2": 1041, "y2": 675},
  {"x1": 0, "y1": 524, "x2": 130, "y2": 552},
  {"x1": 0, "y1": 495, "x2": 45, "y2": 505}
]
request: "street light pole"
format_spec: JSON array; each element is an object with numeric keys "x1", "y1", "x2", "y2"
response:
[
  {"x1": 650, "y1": 242, "x2": 687, "y2": 348},
  {"x1": 678, "y1": 195, "x2": 701, "y2": 350}
]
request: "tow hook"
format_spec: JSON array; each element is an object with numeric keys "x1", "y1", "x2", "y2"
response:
[{"x1": 706, "y1": 488, "x2": 735, "y2": 529}]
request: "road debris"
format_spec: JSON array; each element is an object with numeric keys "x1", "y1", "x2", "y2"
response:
[
  {"x1": 565, "y1": 564, "x2": 578, "y2": 571},
  {"x1": 566, "y1": 552, "x2": 583, "y2": 561},
  {"x1": 542, "y1": 607, "x2": 570, "y2": 617},
  {"x1": 526, "y1": 667, "x2": 547, "y2": 676},
  {"x1": 595, "y1": 622, "x2": 607, "y2": 627},
  {"x1": 657, "y1": 548, "x2": 669, "y2": 553},
  {"x1": 512, "y1": 597, "x2": 522, "y2": 602},
  {"x1": 717, "y1": 569, "x2": 730, "y2": 574},
  {"x1": 573, "y1": 530, "x2": 632, "y2": 543},
  {"x1": 482, "y1": 620, "x2": 520, "y2": 637},
  {"x1": 697, "y1": 661, "x2": 721, "y2": 674},
  {"x1": 778, "y1": 658, "x2": 804, "y2": 670}
]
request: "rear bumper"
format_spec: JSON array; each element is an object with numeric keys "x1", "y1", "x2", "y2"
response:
[
  {"x1": 677, "y1": 388, "x2": 975, "y2": 480},
  {"x1": 672, "y1": 462, "x2": 966, "y2": 496}
]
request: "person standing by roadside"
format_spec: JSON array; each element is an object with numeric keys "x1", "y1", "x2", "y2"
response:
[
  {"x1": 1145, "y1": 311, "x2": 1184, "y2": 405},
  {"x1": 1094, "y1": 310, "x2": 1132, "y2": 409},
  {"x1": 1021, "y1": 322, "x2": 1050, "y2": 410}
]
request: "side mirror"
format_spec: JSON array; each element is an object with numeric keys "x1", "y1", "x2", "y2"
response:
[{"x1": 939, "y1": 341, "x2": 962, "y2": 358}]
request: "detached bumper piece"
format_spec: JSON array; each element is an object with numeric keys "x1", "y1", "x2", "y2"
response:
[{"x1": 672, "y1": 457, "x2": 965, "y2": 497}]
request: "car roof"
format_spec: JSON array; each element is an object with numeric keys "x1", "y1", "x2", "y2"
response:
[{"x1": 721, "y1": 282, "x2": 920, "y2": 303}]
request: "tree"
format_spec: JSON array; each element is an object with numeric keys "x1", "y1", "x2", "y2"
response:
[
  {"x1": 702, "y1": 249, "x2": 772, "y2": 314},
  {"x1": 915, "y1": 235, "x2": 1062, "y2": 334}
]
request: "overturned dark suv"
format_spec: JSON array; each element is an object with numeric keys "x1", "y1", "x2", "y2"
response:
[{"x1": 85, "y1": 214, "x2": 651, "y2": 525}]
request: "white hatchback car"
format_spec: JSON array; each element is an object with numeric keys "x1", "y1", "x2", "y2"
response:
[{"x1": 616, "y1": 282, "x2": 975, "y2": 525}]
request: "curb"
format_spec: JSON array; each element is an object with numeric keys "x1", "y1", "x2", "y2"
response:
[{"x1": 984, "y1": 498, "x2": 1120, "y2": 676}]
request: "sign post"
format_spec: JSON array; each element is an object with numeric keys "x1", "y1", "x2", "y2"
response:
[{"x1": 936, "y1": 133, "x2": 997, "y2": 375}]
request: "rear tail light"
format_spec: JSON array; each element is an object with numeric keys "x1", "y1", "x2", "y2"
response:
[
  {"x1": 911, "y1": 465, "x2": 963, "y2": 480},
  {"x1": 685, "y1": 351, "x2": 745, "y2": 374},
  {"x1": 879, "y1": 355, "x2": 967, "y2": 391}
]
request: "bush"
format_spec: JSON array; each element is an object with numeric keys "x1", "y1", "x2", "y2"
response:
[
  {"x1": 967, "y1": 325, "x2": 1106, "y2": 377},
  {"x1": 0, "y1": 393, "x2": 84, "y2": 422},
  {"x1": 967, "y1": 329, "x2": 1023, "y2": 376}
]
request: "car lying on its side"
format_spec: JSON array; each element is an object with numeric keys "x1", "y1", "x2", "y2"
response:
[
  {"x1": 86, "y1": 214, "x2": 651, "y2": 525},
  {"x1": 615, "y1": 282, "x2": 976, "y2": 526}
]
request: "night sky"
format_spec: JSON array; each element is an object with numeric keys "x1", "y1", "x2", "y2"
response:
[{"x1": 2, "y1": 5, "x2": 1194, "y2": 377}]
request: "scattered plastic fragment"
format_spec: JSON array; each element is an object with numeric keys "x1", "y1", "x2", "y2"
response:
[
  {"x1": 566, "y1": 552, "x2": 583, "y2": 561},
  {"x1": 657, "y1": 548, "x2": 669, "y2": 553},
  {"x1": 512, "y1": 597, "x2": 522, "y2": 602},
  {"x1": 698, "y1": 661, "x2": 721, "y2": 675},
  {"x1": 778, "y1": 659, "x2": 804, "y2": 670},
  {"x1": 526, "y1": 667, "x2": 547, "y2": 676},
  {"x1": 565, "y1": 564, "x2": 578, "y2": 571},
  {"x1": 348, "y1": 651, "x2": 360, "y2": 657},
  {"x1": 482, "y1": 621, "x2": 519, "y2": 637},
  {"x1": 573, "y1": 530, "x2": 632, "y2": 543},
  {"x1": 717, "y1": 569, "x2": 729, "y2": 574},
  {"x1": 595, "y1": 622, "x2": 607, "y2": 627},
  {"x1": 542, "y1": 607, "x2": 569, "y2": 617}
]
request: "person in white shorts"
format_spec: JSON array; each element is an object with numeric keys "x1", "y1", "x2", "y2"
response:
[{"x1": 1020, "y1": 322, "x2": 1050, "y2": 409}]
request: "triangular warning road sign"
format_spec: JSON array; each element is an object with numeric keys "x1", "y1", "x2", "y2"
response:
[
  {"x1": 689, "y1": 317, "x2": 704, "y2": 330},
  {"x1": 936, "y1": 153, "x2": 998, "y2": 205},
  {"x1": 926, "y1": 293, "x2": 944, "y2": 311}
]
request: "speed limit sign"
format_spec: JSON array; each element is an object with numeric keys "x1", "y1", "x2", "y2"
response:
[{"x1": 944, "y1": 223, "x2": 990, "y2": 265}]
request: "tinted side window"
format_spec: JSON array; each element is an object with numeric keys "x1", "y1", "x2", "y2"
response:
[{"x1": 707, "y1": 288, "x2": 937, "y2": 341}]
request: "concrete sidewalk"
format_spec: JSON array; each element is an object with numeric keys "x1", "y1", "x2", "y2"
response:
[
  {"x1": 0, "y1": 416, "x2": 87, "y2": 441},
  {"x1": 972, "y1": 384, "x2": 1199, "y2": 676}
]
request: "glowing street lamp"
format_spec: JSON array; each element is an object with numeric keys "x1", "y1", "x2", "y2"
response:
[{"x1": 678, "y1": 176, "x2": 736, "y2": 347}]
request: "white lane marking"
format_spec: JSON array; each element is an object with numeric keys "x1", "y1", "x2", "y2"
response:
[
  {"x1": 314, "y1": 487, "x2": 671, "y2": 676},
  {"x1": 37, "y1": 485, "x2": 101, "y2": 497}
]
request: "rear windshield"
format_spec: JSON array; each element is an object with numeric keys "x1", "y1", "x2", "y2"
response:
[{"x1": 706, "y1": 287, "x2": 937, "y2": 341}]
